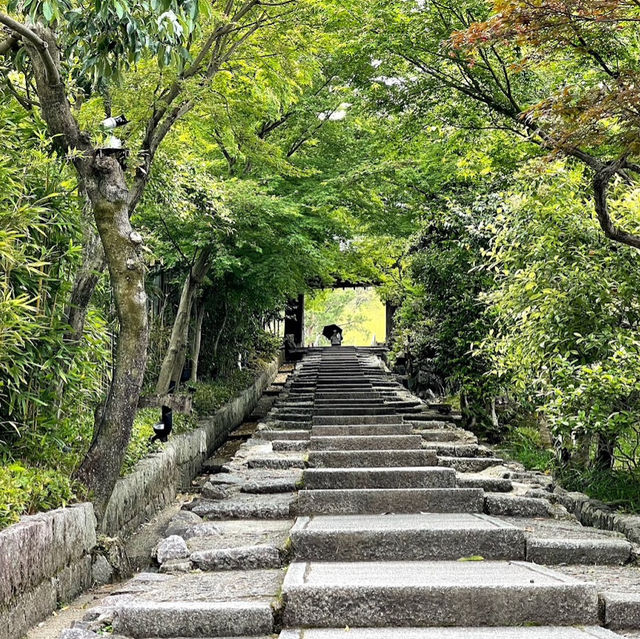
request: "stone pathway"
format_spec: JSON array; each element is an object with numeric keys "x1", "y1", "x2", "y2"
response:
[{"x1": 60, "y1": 347, "x2": 640, "y2": 639}]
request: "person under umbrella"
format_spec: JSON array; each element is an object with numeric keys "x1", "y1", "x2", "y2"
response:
[{"x1": 322, "y1": 323, "x2": 343, "y2": 346}]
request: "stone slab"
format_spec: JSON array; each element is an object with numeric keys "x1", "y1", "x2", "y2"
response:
[
  {"x1": 190, "y1": 545, "x2": 281, "y2": 570},
  {"x1": 297, "y1": 488, "x2": 485, "y2": 515},
  {"x1": 308, "y1": 450, "x2": 437, "y2": 468},
  {"x1": 279, "y1": 628, "x2": 621, "y2": 639},
  {"x1": 291, "y1": 513, "x2": 525, "y2": 561},
  {"x1": 313, "y1": 415, "x2": 403, "y2": 425},
  {"x1": 601, "y1": 591, "x2": 640, "y2": 629},
  {"x1": 439, "y1": 457, "x2": 502, "y2": 472},
  {"x1": 191, "y1": 494, "x2": 295, "y2": 519},
  {"x1": 458, "y1": 476, "x2": 513, "y2": 493},
  {"x1": 312, "y1": 424, "x2": 413, "y2": 436},
  {"x1": 112, "y1": 601, "x2": 274, "y2": 637},
  {"x1": 256, "y1": 430, "x2": 310, "y2": 441},
  {"x1": 485, "y1": 495, "x2": 553, "y2": 518},
  {"x1": 310, "y1": 435, "x2": 423, "y2": 451},
  {"x1": 282, "y1": 560, "x2": 599, "y2": 627},
  {"x1": 527, "y1": 537, "x2": 632, "y2": 565},
  {"x1": 303, "y1": 467, "x2": 456, "y2": 490}
]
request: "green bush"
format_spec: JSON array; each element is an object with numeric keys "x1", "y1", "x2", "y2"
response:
[
  {"x1": 193, "y1": 369, "x2": 258, "y2": 415},
  {"x1": 557, "y1": 467, "x2": 640, "y2": 512},
  {"x1": 503, "y1": 426, "x2": 555, "y2": 472},
  {"x1": 0, "y1": 464, "x2": 80, "y2": 529},
  {"x1": 121, "y1": 408, "x2": 198, "y2": 476}
]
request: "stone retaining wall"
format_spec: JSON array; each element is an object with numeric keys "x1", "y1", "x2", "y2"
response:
[
  {"x1": 0, "y1": 355, "x2": 282, "y2": 639},
  {"x1": 0, "y1": 504, "x2": 96, "y2": 639},
  {"x1": 101, "y1": 355, "x2": 283, "y2": 536}
]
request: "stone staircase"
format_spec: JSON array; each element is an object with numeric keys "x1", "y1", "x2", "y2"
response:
[{"x1": 61, "y1": 346, "x2": 637, "y2": 639}]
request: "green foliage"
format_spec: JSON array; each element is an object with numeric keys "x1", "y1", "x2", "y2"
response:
[
  {"x1": 0, "y1": 463, "x2": 80, "y2": 529},
  {"x1": 193, "y1": 369, "x2": 256, "y2": 415},
  {"x1": 483, "y1": 160, "x2": 640, "y2": 466},
  {"x1": 557, "y1": 467, "x2": 640, "y2": 513},
  {"x1": 502, "y1": 426, "x2": 555, "y2": 473}
]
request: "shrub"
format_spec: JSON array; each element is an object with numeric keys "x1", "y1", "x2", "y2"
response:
[{"x1": 0, "y1": 464, "x2": 80, "y2": 529}]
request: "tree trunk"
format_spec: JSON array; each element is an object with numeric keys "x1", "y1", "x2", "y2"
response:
[
  {"x1": 64, "y1": 220, "x2": 105, "y2": 344},
  {"x1": 155, "y1": 248, "x2": 212, "y2": 395},
  {"x1": 190, "y1": 301, "x2": 205, "y2": 383},
  {"x1": 22, "y1": 27, "x2": 148, "y2": 520},
  {"x1": 594, "y1": 432, "x2": 617, "y2": 471},
  {"x1": 73, "y1": 154, "x2": 149, "y2": 520}
]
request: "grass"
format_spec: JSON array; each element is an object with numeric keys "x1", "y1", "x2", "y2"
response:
[
  {"x1": 556, "y1": 466, "x2": 640, "y2": 512},
  {"x1": 500, "y1": 425, "x2": 555, "y2": 472}
]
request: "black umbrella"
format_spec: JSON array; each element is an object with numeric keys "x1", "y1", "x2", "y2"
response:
[{"x1": 322, "y1": 324, "x2": 343, "y2": 339}]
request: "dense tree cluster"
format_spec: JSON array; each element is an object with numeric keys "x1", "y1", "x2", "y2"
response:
[{"x1": 2, "y1": 0, "x2": 640, "y2": 522}]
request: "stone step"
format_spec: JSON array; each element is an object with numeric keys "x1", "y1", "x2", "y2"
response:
[
  {"x1": 416, "y1": 429, "x2": 474, "y2": 443},
  {"x1": 273, "y1": 440, "x2": 308, "y2": 452},
  {"x1": 526, "y1": 537, "x2": 632, "y2": 565},
  {"x1": 308, "y1": 450, "x2": 437, "y2": 468},
  {"x1": 314, "y1": 408, "x2": 403, "y2": 416},
  {"x1": 303, "y1": 467, "x2": 456, "y2": 489},
  {"x1": 290, "y1": 513, "x2": 525, "y2": 561},
  {"x1": 315, "y1": 393, "x2": 382, "y2": 400},
  {"x1": 309, "y1": 435, "x2": 423, "y2": 451},
  {"x1": 297, "y1": 488, "x2": 485, "y2": 515},
  {"x1": 457, "y1": 476, "x2": 513, "y2": 493},
  {"x1": 256, "y1": 430, "x2": 310, "y2": 441},
  {"x1": 313, "y1": 415, "x2": 403, "y2": 425},
  {"x1": 279, "y1": 627, "x2": 620, "y2": 639},
  {"x1": 281, "y1": 561, "x2": 598, "y2": 627},
  {"x1": 423, "y1": 444, "x2": 490, "y2": 457},
  {"x1": 311, "y1": 424, "x2": 413, "y2": 436},
  {"x1": 438, "y1": 457, "x2": 503, "y2": 472},
  {"x1": 99, "y1": 570, "x2": 282, "y2": 638}
]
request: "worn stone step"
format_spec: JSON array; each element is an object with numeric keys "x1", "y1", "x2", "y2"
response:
[
  {"x1": 273, "y1": 440, "x2": 308, "y2": 452},
  {"x1": 279, "y1": 627, "x2": 620, "y2": 639},
  {"x1": 309, "y1": 450, "x2": 437, "y2": 468},
  {"x1": 424, "y1": 444, "x2": 489, "y2": 457},
  {"x1": 311, "y1": 424, "x2": 413, "y2": 436},
  {"x1": 309, "y1": 435, "x2": 423, "y2": 451},
  {"x1": 303, "y1": 467, "x2": 456, "y2": 490},
  {"x1": 281, "y1": 561, "x2": 598, "y2": 627},
  {"x1": 313, "y1": 415, "x2": 403, "y2": 425},
  {"x1": 256, "y1": 430, "x2": 310, "y2": 441},
  {"x1": 416, "y1": 429, "x2": 475, "y2": 443},
  {"x1": 96, "y1": 570, "x2": 282, "y2": 638},
  {"x1": 438, "y1": 456, "x2": 503, "y2": 472},
  {"x1": 314, "y1": 408, "x2": 404, "y2": 416},
  {"x1": 526, "y1": 537, "x2": 632, "y2": 565},
  {"x1": 290, "y1": 513, "x2": 525, "y2": 561},
  {"x1": 297, "y1": 488, "x2": 485, "y2": 515},
  {"x1": 315, "y1": 393, "x2": 382, "y2": 400},
  {"x1": 457, "y1": 476, "x2": 513, "y2": 492}
]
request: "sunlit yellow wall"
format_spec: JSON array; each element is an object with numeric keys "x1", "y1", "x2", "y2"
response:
[{"x1": 304, "y1": 288, "x2": 386, "y2": 346}]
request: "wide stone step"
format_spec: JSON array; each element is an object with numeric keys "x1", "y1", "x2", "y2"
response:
[
  {"x1": 279, "y1": 627, "x2": 620, "y2": 639},
  {"x1": 290, "y1": 513, "x2": 525, "y2": 561},
  {"x1": 309, "y1": 435, "x2": 423, "y2": 451},
  {"x1": 100, "y1": 570, "x2": 282, "y2": 638},
  {"x1": 281, "y1": 561, "x2": 598, "y2": 627},
  {"x1": 314, "y1": 408, "x2": 400, "y2": 416},
  {"x1": 309, "y1": 449, "x2": 437, "y2": 468},
  {"x1": 256, "y1": 430, "x2": 310, "y2": 441},
  {"x1": 311, "y1": 424, "x2": 413, "y2": 436},
  {"x1": 526, "y1": 537, "x2": 632, "y2": 565},
  {"x1": 297, "y1": 488, "x2": 485, "y2": 514},
  {"x1": 438, "y1": 457, "x2": 503, "y2": 472},
  {"x1": 315, "y1": 393, "x2": 382, "y2": 400},
  {"x1": 303, "y1": 467, "x2": 456, "y2": 489},
  {"x1": 313, "y1": 415, "x2": 403, "y2": 425},
  {"x1": 273, "y1": 440, "x2": 308, "y2": 452}
]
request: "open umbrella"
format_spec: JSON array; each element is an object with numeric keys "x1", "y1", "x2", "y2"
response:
[{"x1": 322, "y1": 324, "x2": 343, "y2": 340}]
